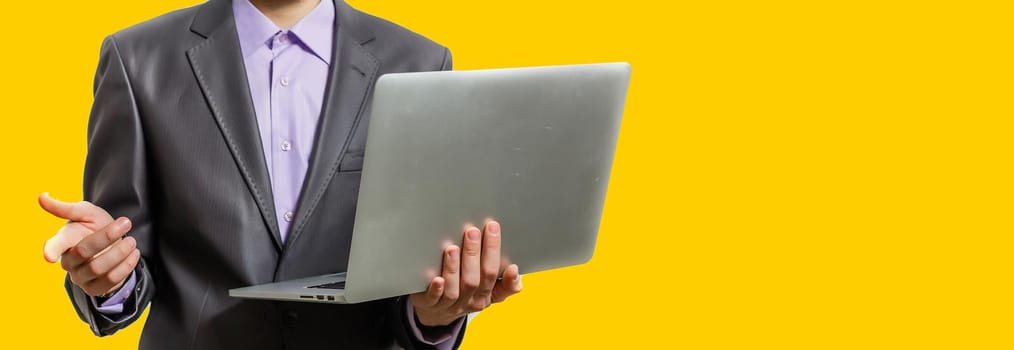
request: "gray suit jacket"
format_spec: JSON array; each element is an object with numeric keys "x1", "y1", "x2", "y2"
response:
[{"x1": 63, "y1": 1, "x2": 460, "y2": 349}]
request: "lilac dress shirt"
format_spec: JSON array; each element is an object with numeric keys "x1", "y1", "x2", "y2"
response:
[{"x1": 92, "y1": 1, "x2": 463, "y2": 347}]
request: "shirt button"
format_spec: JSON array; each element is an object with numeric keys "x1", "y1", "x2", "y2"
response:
[
  {"x1": 281, "y1": 140, "x2": 291, "y2": 152},
  {"x1": 283, "y1": 211, "x2": 294, "y2": 222},
  {"x1": 280, "y1": 78, "x2": 289, "y2": 87}
]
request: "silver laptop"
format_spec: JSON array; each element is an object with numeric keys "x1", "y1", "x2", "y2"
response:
[{"x1": 229, "y1": 62, "x2": 631, "y2": 304}]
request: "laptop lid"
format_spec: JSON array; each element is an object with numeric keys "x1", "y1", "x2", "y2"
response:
[{"x1": 343, "y1": 63, "x2": 632, "y2": 303}]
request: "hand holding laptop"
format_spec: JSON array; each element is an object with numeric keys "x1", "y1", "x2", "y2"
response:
[
  {"x1": 410, "y1": 221, "x2": 523, "y2": 327},
  {"x1": 227, "y1": 63, "x2": 630, "y2": 307}
]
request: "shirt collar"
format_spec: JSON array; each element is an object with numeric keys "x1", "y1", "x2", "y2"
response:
[{"x1": 233, "y1": 0, "x2": 335, "y2": 65}]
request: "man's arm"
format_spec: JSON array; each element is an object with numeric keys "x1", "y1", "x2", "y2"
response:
[{"x1": 58, "y1": 35, "x2": 157, "y2": 337}]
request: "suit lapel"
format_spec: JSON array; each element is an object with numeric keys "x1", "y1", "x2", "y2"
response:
[
  {"x1": 186, "y1": 0, "x2": 284, "y2": 251},
  {"x1": 183, "y1": 0, "x2": 377, "y2": 251},
  {"x1": 285, "y1": 6, "x2": 379, "y2": 250}
]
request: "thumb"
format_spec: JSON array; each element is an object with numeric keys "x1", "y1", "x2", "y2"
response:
[{"x1": 38, "y1": 192, "x2": 90, "y2": 221}]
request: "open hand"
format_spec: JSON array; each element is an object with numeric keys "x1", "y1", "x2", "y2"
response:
[{"x1": 39, "y1": 193, "x2": 140, "y2": 297}]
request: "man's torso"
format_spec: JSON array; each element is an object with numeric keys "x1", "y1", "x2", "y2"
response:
[{"x1": 96, "y1": 1, "x2": 449, "y2": 348}]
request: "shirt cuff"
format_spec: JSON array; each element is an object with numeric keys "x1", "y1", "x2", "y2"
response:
[
  {"x1": 91, "y1": 271, "x2": 137, "y2": 315},
  {"x1": 405, "y1": 298, "x2": 465, "y2": 348}
]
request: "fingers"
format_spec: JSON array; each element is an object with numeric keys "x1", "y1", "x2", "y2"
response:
[
  {"x1": 40, "y1": 193, "x2": 113, "y2": 263},
  {"x1": 474, "y1": 221, "x2": 501, "y2": 302},
  {"x1": 436, "y1": 245, "x2": 460, "y2": 308},
  {"x1": 408, "y1": 245, "x2": 462, "y2": 327},
  {"x1": 43, "y1": 223, "x2": 91, "y2": 263},
  {"x1": 76, "y1": 217, "x2": 132, "y2": 261},
  {"x1": 82, "y1": 249, "x2": 140, "y2": 296},
  {"x1": 452, "y1": 226, "x2": 483, "y2": 311},
  {"x1": 60, "y1": 217, "x2": 132, "y2": 269},
  {"x1": 411, "y1": 277, "x2": 445, "y2": 308},
  {"x1": 410, "y1": 223, "x2": 513, "y2": 327},
  {"x1": 72, "y1": 236, "x2": 136, "y2": 283},
  {"x1": 491, "y1": 264, "x2": 523, "y2": 303}
]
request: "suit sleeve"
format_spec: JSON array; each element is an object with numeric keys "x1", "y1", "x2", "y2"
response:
[
  {"x1": 440, "y1": 46, "x2": 453, "y2": 71},
  {"x1": 64, "y1": 35, "x2": 157, "y2": 337}
]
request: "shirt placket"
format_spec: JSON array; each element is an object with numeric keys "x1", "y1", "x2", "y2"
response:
[{"x1": 270, "y1": 31, "x2": 299, "y2": 240}]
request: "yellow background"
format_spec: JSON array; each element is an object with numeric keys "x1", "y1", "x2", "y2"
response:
[{"x1": 2, "y1": 0, "x2": 1011, "y2": 348}]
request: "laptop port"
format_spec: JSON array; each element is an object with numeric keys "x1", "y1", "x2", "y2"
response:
[{"x1": 316, "y1": 295, "x2": 325, "y2": 300}]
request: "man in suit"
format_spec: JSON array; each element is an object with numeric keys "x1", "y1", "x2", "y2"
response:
[{"x1": 38, "y1": 0, "x2": 523, "y2": 349}]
